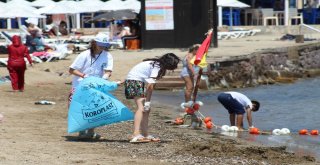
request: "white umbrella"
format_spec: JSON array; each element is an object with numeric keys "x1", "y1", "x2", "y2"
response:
[
  {"x1": 122, "y1": 0, "x2": 141, "y2": 13},
  {"x1": 7, "y1": 0, "x2": 33, "y2": 7},
  {"x1": 102, "y1": 0, "x2": 127, "y2": 11},
  {"x1": 76, "y1": 0, "x2": 106, "y2": 13},
  {"x1": 217, "y1": 0, "x2": 250, "y2": 28},
  {"x1": 36, "y1": 1, "x2": 79, "y2": 14},
  {"x1": 30, "y1": 0, "x2": 56, "y2": 7},
  {"x1": 218, "y1": 0, "x2": 250, "y2": 8},
  {"x1": 6, "y1": 0, "x2": 37, "y2": 11},
  {"x1": 0, "y1": 7, "x2": 45, "y2": 18}
]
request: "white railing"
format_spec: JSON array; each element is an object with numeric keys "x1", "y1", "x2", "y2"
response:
[{"x1": 300, "y1": 23, "x2": 320, "y2": 33}]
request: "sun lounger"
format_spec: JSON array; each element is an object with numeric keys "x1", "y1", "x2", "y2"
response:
[
  {"x1": 0, "y1": 31, "x2": 12, "y2": 45},
  {"x1": 45, "y1": 44, "x2": 71, "y2": 62},
  {"x1": 30, "y1": 54, "x2": 43, "y2": 63},
  {"x1": 0, "y1": 58, "x2": 8, "y2": 66},
  {"x1": 0, "y1": 57, "x2": 32, "y2": 66},
  {"x1": 218, "y1": 28, "x2": 261, "y2": 40}
]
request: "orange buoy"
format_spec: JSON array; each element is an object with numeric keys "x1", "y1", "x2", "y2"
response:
[
  {"x1": 203, "y1": 117, "x2": 212, "y2": 123},
  {"x1": 174, "y1": 117, "x2": 184, "y2": 125},
  {"x1": 249, "y1": 127, "x2": 260, "y2": 134},
  {"x1": 206, "y1": 121, "x2": 213, "y2": 129},
  {"x1": 185, "y1": 107, "x2": 195, "y2": 114},
  {"x1": 299, "y1": 129, "x2": 308, "y2": 135},
  {"x1": 193, "y1": 103, "x2": 200, "y2": 111},
  {"x1": 310, "y1": 130, "x2": 319, "y2": 135}
]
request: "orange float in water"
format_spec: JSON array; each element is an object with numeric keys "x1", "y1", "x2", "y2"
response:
[
  {"x1": 185, "y1": 107, "x2": 195, "y2": 114},
  {"x1": 206, "y1": 121, "x2": 213, "y2": 129},
  {"x1": 310, "y1": 130, "x2": 319, "y2": 135},
  {"x1": 249, "y1": 127, "x2": 260, "y2": 134},
  {"x1": 203, "y1": 117, "x2": 212, "y2": 123},
  {"x1": 299, "y1": 129, "x2": 308, "y2": 135},
  {"x1": 193, "y1": 103, "x2": 200, "y2": 111}
]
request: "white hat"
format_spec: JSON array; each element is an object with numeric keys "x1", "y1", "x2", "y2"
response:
[
  {"x1": 94, "y1": 33, "x2": 110, "y2": 47},
  {"x1": 25, "y1": 18, "x2": 38, "y2": 25},
  {"x1": 123, "y1": 26, "x2": 130, "y2": 31}
]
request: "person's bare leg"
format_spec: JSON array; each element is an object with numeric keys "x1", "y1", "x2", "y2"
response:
[
  {"x1": 236, "y1": 114, "x2": 244, "y2": 130},
  {"x1": 133, "y1": 97, "x2": 145, "y2": 136},
  {"x1": 229, "y1": 113, "x2": 236, "y2": 126},
  {"x1": 141, "y1": 109, "x2": 150, "y2": 137},
  {"x1": 182, "y1": 76, "x2": 194, "y2": 102}
]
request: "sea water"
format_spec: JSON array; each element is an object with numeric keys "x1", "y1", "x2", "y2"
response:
[{"x1": 152, "y1": 77, "x2": 320, "y2": 159}]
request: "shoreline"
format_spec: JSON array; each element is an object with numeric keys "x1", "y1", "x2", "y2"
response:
[
  {"x1": 97, "y1": 88, "x2": 317, "y2": 164},
  {"x1": 1, "y1": 34, "x2": 320, "y2": 164}
]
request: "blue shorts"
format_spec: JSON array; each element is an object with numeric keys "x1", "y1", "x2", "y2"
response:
[{"x1": 217, "y1": 93, "x2": 245, "y2": 114}]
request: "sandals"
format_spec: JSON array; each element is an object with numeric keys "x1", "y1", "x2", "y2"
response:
[
  {"x1": 129, "y1": 134, "x2": 151, "y2": 143},
  {"x1": 78, "y1": 133, "x2": 105, "y2": 140},
  {"x1": 145, "y1": 135, "x2": 161, "y2": 142}
]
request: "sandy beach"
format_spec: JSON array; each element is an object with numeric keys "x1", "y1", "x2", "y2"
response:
[{"x1": 0, "y1": 34, "x2": 319, "y2": 164}]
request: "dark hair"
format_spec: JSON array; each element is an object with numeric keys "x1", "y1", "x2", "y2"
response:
[
  {"x1": 251, "y1": 100, "x2": 260, "y2": 112},
  {"x1": 188, "y1": 44, "x2": 200, "y2": 53},
  {"x1": 143, "y1": 53, "x2": 180, "y2": 79},
  {"x1": 89, "y1": 40, "x2": 99, "y2": 58}
]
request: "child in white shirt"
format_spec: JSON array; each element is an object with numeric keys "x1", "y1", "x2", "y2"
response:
[{"x1": 125, "y1": 53, "x2": 180, "y2": 143}]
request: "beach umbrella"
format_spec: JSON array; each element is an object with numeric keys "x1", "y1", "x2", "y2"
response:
[
  {"x1": 217, "y1": 0, "x2": 250, "y2": 27},
  {"x1": 30, "y1": 0, "x2": 56, "y2": 7},
  {"x1": 76, "y1": 0, "x2": 106, "y2": 13},
  {"x1": 0, "y1": 6, "x2": 45, "y2": 18},
  {"x1": 36, "y1": 1, "x2": 79, "y2": 14},
  {"x1": 7, "y1": 0, "x2": 33, "y2": 7},
  {"x1": 87, "y1": 9, "x2": 137, "y2": 22},
  {"x1": 101, "y1": 0, "x2": 127, "y2": 11},
  {"x1": 68, "y1": 77, "x2": 134, "y2": 133},
  {"x1": 217, "y1": 0, "x2": 250, "y2": 8},
  {"x1": 122, "y1": 0, "x2": 141, "y2": 13}
]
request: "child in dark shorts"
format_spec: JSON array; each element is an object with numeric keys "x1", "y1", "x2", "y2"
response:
[{"x1": 218, "y1": 92, "x2": 260, "y2": 131}]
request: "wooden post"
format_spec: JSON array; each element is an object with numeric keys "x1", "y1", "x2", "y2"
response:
[
  {"x1": 192, "y1": 68, "x2": 203, "y2": 102},
  {"x1": 212, "y1": 0, "x2": 218, "y2": 48}
]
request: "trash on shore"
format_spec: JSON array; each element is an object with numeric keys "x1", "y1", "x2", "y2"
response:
[
  {"x1": 0, "y1": 113, "x2": 3, "y2": 122},
  {"x1": 34, "y1": 100, "x2": 56, "y2": 105}
]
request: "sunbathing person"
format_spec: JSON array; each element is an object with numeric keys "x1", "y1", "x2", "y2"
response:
[
  {"x1": 121, "y1": 26, "x2": 139, "y2": 49},
  {"x1": 25, "y1": 30, "x2": 45, "y2": 53}
]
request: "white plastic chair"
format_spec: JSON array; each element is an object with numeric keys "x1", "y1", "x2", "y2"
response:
[
  {"x1": 262, "y1": 9, "x2": 279, "y2": 26},
  {"x1": 251, "y1": 9, "x2": 263, "y2": 25},
  {"x1": 288, "y1": 8, "x2": 303, "y2": 25}
]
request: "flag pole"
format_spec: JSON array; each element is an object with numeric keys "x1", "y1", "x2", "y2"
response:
[
  {"x1": 192, "y1": 68, "x2": 203, "y2": 102},
  {"x1": 192, "y1": 29, "x2": 212, "y2": 102}
]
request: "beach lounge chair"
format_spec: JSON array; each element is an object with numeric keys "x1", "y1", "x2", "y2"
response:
[
  {"x1": 30, "y1": 54, "x2": 43, "y2": 63},
  {"x1": 0, "y1": 31, "x2": 12, "y2": 45},
  {"x1": 46, "y1": 44, "x2": 71, "y2": 62},
  {"x1": 218, "y1": 31, "x2": 247, "y2": 40},
  {"x1": 0, "y1": 58, "x2": 8, "y2": 66},
  {"x1": 0, "y1": 57, "x2": 32, "y2": 66}
]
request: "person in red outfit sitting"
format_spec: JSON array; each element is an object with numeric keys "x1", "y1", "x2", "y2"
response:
[{"x1": 7, "y1": 35, "x2": 33, "y2": 92}]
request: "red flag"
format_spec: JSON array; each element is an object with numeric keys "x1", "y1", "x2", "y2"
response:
[{"x1": 194, "y1": 32, "x2": 212, "y2": 66}]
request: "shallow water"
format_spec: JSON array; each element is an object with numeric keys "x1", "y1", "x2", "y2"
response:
[{"x1": 152, "y1": 77, "x2": 320, "y2": 159}]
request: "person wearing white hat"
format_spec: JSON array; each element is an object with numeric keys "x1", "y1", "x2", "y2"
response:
[{"x1": 68, "y1": 33, "x2": 113, "y2": 140}]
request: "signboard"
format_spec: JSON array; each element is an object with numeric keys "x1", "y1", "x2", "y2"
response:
[{"x1": 145, "y1": 0, "x2": 174, "y2": 30}]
